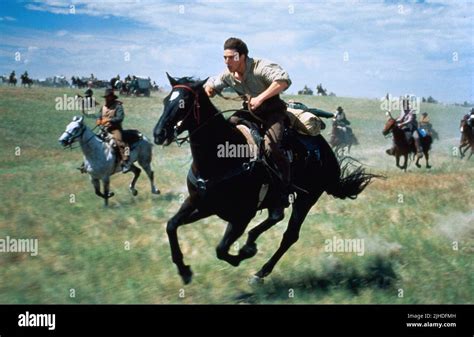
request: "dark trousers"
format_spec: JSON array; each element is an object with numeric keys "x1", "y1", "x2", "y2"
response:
[{"x1": 231, "y1": 96, "x2": 290, "y2": 185}]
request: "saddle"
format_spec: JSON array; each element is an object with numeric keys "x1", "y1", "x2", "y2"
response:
[
  {"x1": 122, "y1": 129, "x2": 143, "y2": 145},
  {"x1": 234, "y1": 119, "x2": 322, "y2": 171},
  {"x1": 99, "y1": 128, "x2": 144, "y2": 158}
]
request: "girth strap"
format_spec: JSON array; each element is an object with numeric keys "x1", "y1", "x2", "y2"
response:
[{"x1": 187, "y1": 161, "x2": 256, "y2": 196}]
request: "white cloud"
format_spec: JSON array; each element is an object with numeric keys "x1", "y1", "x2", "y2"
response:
[
  {"x1": 56, "y1": 30, "x2": 68, "y2": 37},
  {"x1": 0, "y1": 16, "x2": 16, "y2": 21},
  {"x1": 2, "y1": 0, "x2": 472, "y2": 102}
]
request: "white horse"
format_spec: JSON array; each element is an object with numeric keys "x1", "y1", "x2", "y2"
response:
[{"x1": 59, "y1": 116, "x2": 160, "y2": 206}]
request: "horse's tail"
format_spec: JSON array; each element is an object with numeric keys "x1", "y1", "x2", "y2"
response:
[{"x1": 325, "y1": 157, "x2": 382, "y2": 200}]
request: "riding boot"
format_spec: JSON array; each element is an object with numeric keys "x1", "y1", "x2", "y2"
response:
[{"x1": 271, "y1": 150, "x2": 292, "y2": 207}]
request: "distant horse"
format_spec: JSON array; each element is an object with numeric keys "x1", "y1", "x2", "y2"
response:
[
  {"x1": 329, "y1": 122, "x2": 359, "y2": 156},
  {"x1": 316, "y1": 83, "x2": 327, "y2": 96},
  {"x1": 117, "y1": 81, "x2": 131, "y2": 96},
  {"x1": 382, "y1": 112, "x2": 432, "y2": 170},
  {"x1": 153, "y1": 74, "x2": 377, "y2": 284},
  {"x1": 59, "y1": 116, "x2": 160, "y2": 206},
  {"x1": 459, "y1": 118, "x2": 473, "y2": 159},
  {"x1": 21, "y1": 74, "x2": 33, "y2": 88},
  {"x1": 71, "y1": 76, "x2": 87, "y2": 89},
  {"x1": 8, "y1": 76, "x2": 17, "y2": 86}
]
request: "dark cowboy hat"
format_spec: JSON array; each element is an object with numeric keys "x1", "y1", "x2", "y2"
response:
[
  {"x1": 336, "y1": 106, "x2": 344, "y2": 112},
  {"x1": 102, "y1": 88, "x2": 118, "y2": 99},
  {"x1": 421, "y1": 112, "x2": 428, "y2": 116}
]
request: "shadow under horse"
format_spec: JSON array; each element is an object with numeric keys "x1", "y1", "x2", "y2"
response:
[
  {"x1": 382, "y1": 112, "x2": 432, "y2": 170},
  {"x1": 153, "y1": 74, "x2": 378, "y2": 284}
]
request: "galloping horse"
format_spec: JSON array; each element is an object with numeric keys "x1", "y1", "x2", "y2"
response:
[
  {"x1": 59, "y1": 116, "x2": 160, "y2": 206},
  {"x1": 329, "y1": 122, "x2": 359, "y2": 156},
  {"x1": 21, "y1": 74, "x2": 33, "y2": 88},
  {"x1": 8, "y1": 76, "x2": 17, "y2": 86},
  {"x1": 459, "y1": 118, "x2": 473, "y2": 159},
  {"x1": 153, "y1": 74, "x2": 377, "y2": 284},
  {"x1": 382, "y1": 112, "x2": 432, "y2": 170}
]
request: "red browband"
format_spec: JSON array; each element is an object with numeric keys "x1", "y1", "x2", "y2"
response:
[{"x1": 172, "y1": 84, "x2": 200, "y2": 125}]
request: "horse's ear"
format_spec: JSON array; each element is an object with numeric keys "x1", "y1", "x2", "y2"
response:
[
  {"x1": 73, "y1": 116, "x2": 84, "y2": 123},
  {"x1": 194, "y1": 77, "x2": 209, "y2": 89},
  {"x1": 166, "y1": 72, "x2": 178, "y2": 86}
]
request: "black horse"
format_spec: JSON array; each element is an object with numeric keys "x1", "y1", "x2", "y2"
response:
[{"x1": 153, "y1": 74, "x2": 377, "y2": 284}]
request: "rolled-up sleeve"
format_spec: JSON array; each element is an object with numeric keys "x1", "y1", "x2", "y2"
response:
[
  {"x1": 205, "y1": 73, "x2": 229, "y2": 92},
  {"x1": 256, "y1": 60, "x2": 292, "y2": 88}
]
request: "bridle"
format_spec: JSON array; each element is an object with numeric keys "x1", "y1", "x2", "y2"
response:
[
  {"x1": 172, "y1": 84, "x2": 201, "y2": 125},
  {"x1": 62, "y1": 123, "x2": 98, "y2": 150},
  {"x1": 166, "y1": 84, "x2": 264, "y2": 147}
]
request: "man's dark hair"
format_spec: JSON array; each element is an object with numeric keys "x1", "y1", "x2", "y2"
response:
[{"x1": 224, "y1": 37, "x2": 249, "y2": 57}]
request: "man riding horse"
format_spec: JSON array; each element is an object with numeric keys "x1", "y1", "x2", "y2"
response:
[
  {"x1": 461, "y1": 108, "x2": 474, "y2": 134},
  {"x1": 96, "y1": 88, "x2": 132, "y2": 173},
  {"x1": 78, "y1": 88, "x2": 131, "y2": 173},
  {"x1": 388, "y1": 100, "x2": 423, "y2": 158},
  {"x1": 204, "y1": 37, "x2": 292, "y2": 205},
  {"x1": 9, "y1": 70, "x2": 16, "y2": 86},
  {"x1": 334, "y1": 106, "x2": 354, "y2": 142}
]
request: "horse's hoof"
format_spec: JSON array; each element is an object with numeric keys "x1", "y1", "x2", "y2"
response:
[
  {"x1": 130, "y1": 189, "x2": 138, "y2": 196},
  {"x1": 108, "y1": 192, "x2": 115, "y2": 198},
  {"x1": 427, "y1": 165, "x2": 432, "y2": 169},
  {"x1": 180, "y1": 265, "x2": 193, "y2": 285},
  {"x1": 239, "y1": 243, "x2": 258, "y2": 259},
  {"x1": 248, "y1": 274, "x2": 264, "y2": 286},
  {"x1": 152, "y1": 188, "x2": 161, "y2": 195},
  {"x1": 416, "y1": 164, "x2": 421, "y2": 168}
]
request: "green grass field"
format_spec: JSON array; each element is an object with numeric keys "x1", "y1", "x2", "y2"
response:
[{"x1": 0, "y1": 86, "x2": 472, "y2": 304}]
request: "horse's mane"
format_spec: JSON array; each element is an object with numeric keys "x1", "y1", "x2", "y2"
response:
[{"x1": 174, "y1": 76, "x2": 199, "y2": 85}]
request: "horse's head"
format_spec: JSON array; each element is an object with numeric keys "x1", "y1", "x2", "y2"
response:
[
  {"x1": 153, "y1": 73, "x2": 208, "y2": 146},
  {"x1": 382, "y1": 111, "x2": 397, "y2": 136},
  {"x1": 58, "y1": 116, "x2": 85, "y2": 147}
]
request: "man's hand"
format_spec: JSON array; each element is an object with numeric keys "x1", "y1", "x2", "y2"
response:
[
  {"x1": 97, "y1": 118, "x2": 111, "y2": 126},
  {"x1": 204, "y1": 85, "x2": 216, "y2": 97},
  {"x1": 249, "y1": 96, "x2": 264, "y2": 112}
]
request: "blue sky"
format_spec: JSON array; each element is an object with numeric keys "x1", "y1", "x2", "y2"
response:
[{"x1": 0, "y1": 0, "x2": 473, "y2": 103}]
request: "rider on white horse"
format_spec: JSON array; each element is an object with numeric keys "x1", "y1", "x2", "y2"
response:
[{"x1": 96, "y1": 88, "x2": 132, "y2": 173}]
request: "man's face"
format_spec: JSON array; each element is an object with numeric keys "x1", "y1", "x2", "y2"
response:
[{"x1": 223, "y1": 49, "x2": 244, "y2": 73}]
